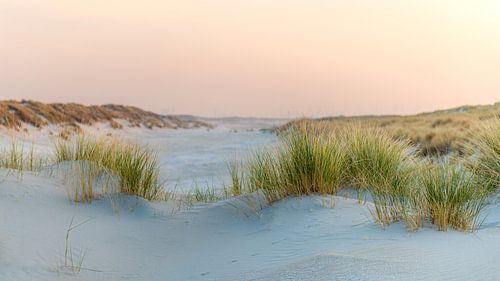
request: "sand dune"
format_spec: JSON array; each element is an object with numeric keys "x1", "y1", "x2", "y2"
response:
[
  {"x1": 1, "y1": 168, "x2": 499, "y2": 281},
  {"x1": 0, "y1": 100, "x2": 212, "y2": 131}
]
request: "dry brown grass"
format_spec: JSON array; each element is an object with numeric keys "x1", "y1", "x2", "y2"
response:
[
  {"x1": 0, "y1": 99, "x2": 212, "y2": 131},
  {"x1": 109, "y1": 120, "x2": 123, "y2": 129},
  {"x1": 278, "y1": 102, "x2": 499, "y2": 156}
]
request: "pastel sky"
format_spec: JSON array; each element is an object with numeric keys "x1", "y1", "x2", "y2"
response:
[{"x1": 1, "y1": 1, "x2": 499, "y2": 117}]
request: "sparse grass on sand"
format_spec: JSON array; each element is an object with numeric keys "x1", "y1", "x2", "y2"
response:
[
  {"x1": 192, "y1": 184, "x2": 221, "y2": 203},
  {"x1": 226, "y1": 160, "x2": 244, "y2": 196},
  {"x1": 55, "y1": 136, "x2": 162, "y2": 201},
  {"x1": 62, "y1": 160, "x2": 120, "y2": 203},
  {"x1": 0, "y1": 140, "x2": 49, "y2": 172}
]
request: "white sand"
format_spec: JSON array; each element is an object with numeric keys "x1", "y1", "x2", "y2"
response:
[
  {"x1": 1, "y1": 170, "x2": 500, "y2": 281},
  {"x1": 1, "y1": 119, "x2": 282, "y2": 194},
  {"x1": 1, "y1": 120, "x2": 499, "y2": 280}
]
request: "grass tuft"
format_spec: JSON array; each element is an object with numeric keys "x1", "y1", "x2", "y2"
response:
[
  {"x1": 421, "y1": 162, "x2": 487, "y2": 231},
  {"x1": 55, "y1": 136, "x2": 162, "y2": 201},
  {"x1": 246, "y1": 123, "x2": 346, "y2": 202},
  {"x1": 242, "y1": 121, "x2": 491, "y2": 232},
  {"x1": 225, "y1": 160, "x2": 244, "y2": 196},
  {"x1": 465, "y1": 120, "x2": 500, "y2": 192},
  {"x1": 342, "y1": 126, "x2": 423, "y2": 229}
]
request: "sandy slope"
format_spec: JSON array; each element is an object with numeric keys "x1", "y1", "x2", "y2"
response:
[
  {"x1": 1, "y1": 170, "x2": 500, "y2": 281},
  {"x1": 0, "y1": 119, "x2": 282, "y2": 194}
]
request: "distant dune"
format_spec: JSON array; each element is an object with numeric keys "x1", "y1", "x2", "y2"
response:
[
  {"x1": 278, "y1": 102, "x2": 500, "y2": 156},
  {"x1": 0, "y1": 100, "x2": 213, "y2": 131}
]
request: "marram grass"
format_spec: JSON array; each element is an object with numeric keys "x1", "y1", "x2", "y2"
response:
[
  {"x1": 0, "y1": 140, "x2": 49, "y2": 172},
  {"x1": 421, "y1": 162, "x2": 487, "y2": 231},
  {"x1": 0, "y1": 119, "x2": 494, "y2": 233},
  {"x1": 240, "y1": 121, "x2": 491, "y2": 232},
  {"x1": 465, "y1": 120, "x2": 500, "y2": 192},
  {"x1": 342, "y1": 126, "x2": 424, "y2": 230},
  {"x1": 226, "y1": 160, "x2": 244, "y2": 196},
  {"x1": 246, "y1": 123, "x2": 346, "y2": 202},
  {"x1": 55, "y1": 136, "x2": 162, "y2": 201}
]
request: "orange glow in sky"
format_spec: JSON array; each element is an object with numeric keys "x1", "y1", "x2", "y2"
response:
[{"x1": 1, "y1": 0, "x2": 499, "y2": 117}]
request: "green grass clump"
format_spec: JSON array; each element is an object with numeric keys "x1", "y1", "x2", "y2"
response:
[
  {"x1": 344, "y1": 127, "x2": 413, "y2": 192},
  {"x1": 421, "y1": 162, "x2": 487, "y2": 231},
  {"x1": 244, "y1": 123, "x2": 421, "y2": 228},
  {"x1": 246, "y1": 149, "x2": 283, "y2": 201},
  {"x1": 243, "y1": 122, "x2": 489, "y2": 232},
  {"x1": 343, "y1": 126, "x2": 423, "y2": 229},
  {"x1": 280, "y1": 126, "x2": 346, "y2": 195},
  {"x1": 466, "y1": 120, "x2": 500, "y2": 192},
  {"x1": 246, "y1": 123, "x2": 346, "y2": 202},
  {"x1": 55, "y1": 136, "x2": 162, "y2": 201}
]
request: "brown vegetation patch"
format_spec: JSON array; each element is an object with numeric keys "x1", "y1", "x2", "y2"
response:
[
  {"x1": 110, "y1": 120, "x2": 123, "y2": 129},
  {"x1": 278, "y1": 102, "x2": 500, "y2": 156},
  {"x1": 0, "y1": 100, "x2": 212, "y2": 130}
]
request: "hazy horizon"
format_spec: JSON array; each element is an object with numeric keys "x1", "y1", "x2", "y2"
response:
[{"x1": 2, "y1": 1, "x2": 499, "y2": 117}]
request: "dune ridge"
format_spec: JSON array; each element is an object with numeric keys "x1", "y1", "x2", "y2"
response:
[
  {"x1": 277, "y1": 102, "x2": 500, "y2": 156},
  {"x1": 0, "y1": 100, "x2": 212, "y2": 130}
]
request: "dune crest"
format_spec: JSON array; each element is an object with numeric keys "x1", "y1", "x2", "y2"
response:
[{"x1": 0, "y1": 100, "x2": 212, "y2": 130}]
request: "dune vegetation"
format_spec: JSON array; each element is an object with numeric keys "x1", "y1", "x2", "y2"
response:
[
  {"x1": 233, "y1": 118, "x2": 499, "y2": 232},
  {"x1": 277, "y1": 102, "x2": 500, "y2": 156},
  {"x1": 0, "y1": 99, "x2": 212, "y2": 131},
  {"x1": 55, "y1": 136, "x2": 162, "y2": 201},
  {"x1": 0, "y1": 135, "x2": 163, "y2": 202},
  {"x1": 466, "y1": 121, "x2": 500, "y2": 192},
  {"x1": 245, "y1": 125, "x2": 346, "y2": 202},
  {"x1": 421, "y1": 162, "x2": 486, "y2": 231},
  {"x1": 0, "y1": 105, "x2": 497, "y2": 233},
  {"x1": 0, "y1": 141, "x2": 50, "y2": 172}
]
